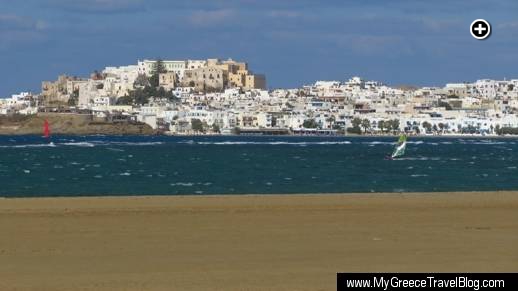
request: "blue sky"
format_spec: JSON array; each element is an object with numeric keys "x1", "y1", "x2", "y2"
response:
[{"x1": 1, "y1": 0, "x2": 517, "y2": 96}]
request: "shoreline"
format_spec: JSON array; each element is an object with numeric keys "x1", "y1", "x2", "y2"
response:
[
  {"x1": 1, "y1": 190, "x2": 516, "y2": 200},
  {"x1": 2, "y1": 133, "x2": 518, "y2": 138},
  {"x1": 0, "y1": 189, "x2": 516, "y2": 199},
  {"x1": 1, "y1": 191, "x2": 517, "y2": 290}
]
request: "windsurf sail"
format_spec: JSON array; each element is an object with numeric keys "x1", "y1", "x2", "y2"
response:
[
  {"x1": 391, "y1": 134, "x2": 407, "y2": 159},
  {"x1": 43, "y1": 119, "x2": 50, "y2": 139}
]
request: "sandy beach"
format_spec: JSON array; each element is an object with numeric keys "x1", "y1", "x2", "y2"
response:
[{"x1": 1, "y1": 192, "x2": 517, "y2": 290}]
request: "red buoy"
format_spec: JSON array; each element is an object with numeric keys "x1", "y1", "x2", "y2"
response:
[{"x1": 43, "y1": 119, "x2": 50, "y2": 139}]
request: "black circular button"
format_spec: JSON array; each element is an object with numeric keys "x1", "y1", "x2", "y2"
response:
[{"x1": 470, "y1": 19, "x2": 491, "y2": 40}]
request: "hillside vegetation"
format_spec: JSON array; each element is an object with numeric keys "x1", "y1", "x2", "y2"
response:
[{"x1": 0, "y1": 114, "x2": 155, "y2": 135}]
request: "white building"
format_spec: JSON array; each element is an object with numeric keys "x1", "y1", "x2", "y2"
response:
[
  {"x1": 78, "y1": 80, "x2": 105, "y2": 108},
  {"x1": 102, "y1": 65, "x2": 139, "y2": 97},
  {"x1": 0, "y1": 92, "x2": 38, "y2": 115},
  {"x1": 137, "y1": 60, "x2": 187, "y2": 80}
]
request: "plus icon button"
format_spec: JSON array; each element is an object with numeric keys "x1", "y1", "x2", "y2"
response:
[
  {"x1": 474, "y1": 23, "x2": 486, "y2": 35},
  {"x1": 470, "y1": 19, "x2": 491, "y2": 40}
]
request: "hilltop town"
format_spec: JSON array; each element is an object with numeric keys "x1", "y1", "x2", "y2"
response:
[{"x1": 1, "y1": 57, "x2": 518, "y2": 136}]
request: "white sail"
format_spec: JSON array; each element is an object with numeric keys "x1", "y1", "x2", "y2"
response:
[
  {"x1": 391, "y1": 141, "x2": 406, "y2": 158},
  {"x1": 391, "y1": 134, "x2": 407, "y2": 159}
]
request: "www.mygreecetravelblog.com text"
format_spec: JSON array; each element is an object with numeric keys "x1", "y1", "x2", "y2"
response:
[{"x1": 337, "y1": 273, "x2": 515, "y2": 290}]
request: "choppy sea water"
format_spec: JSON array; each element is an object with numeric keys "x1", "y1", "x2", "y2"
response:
[{"x1": 0, "y1": 135, "x2": 517, "y2": 197}]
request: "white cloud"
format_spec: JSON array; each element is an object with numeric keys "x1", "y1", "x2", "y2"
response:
[
  {"x1": 420, "y1": 18, "x2": 459, "y2": 32},
  {"x1": 267, "y1": 10, "x2": 301, "y2": 19},
  {"x1": 188, "y1": 9, "x2": 235, "y2": 26},
  {"x1": 498, "y1": 21, "x2": 518, "y2": 29},
  {"x1": 0, "y1": 14, "x2": 49, "y2": 31},
  {"x1": 47, "y1": 0, "x2": 144, "y2": 13}
]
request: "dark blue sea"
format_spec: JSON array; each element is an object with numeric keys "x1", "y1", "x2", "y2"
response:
[{"x1": 0, "y1": 135, "x2": 516, "y2": 197}]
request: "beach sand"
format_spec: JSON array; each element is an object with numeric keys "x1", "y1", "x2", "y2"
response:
[{"x1": 1, "y1": 192, "x2": 517, "y2": 290}]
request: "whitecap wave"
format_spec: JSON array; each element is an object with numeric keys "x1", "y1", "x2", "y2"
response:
[
  {"x1": 459, "y1": 140, "x2": 508, "y2": 145},
  {"x1": 362, "y1": 141, "x2": 393, "y2": 145},
  {"x1": 62, "y1": 142, "x2": 95, "y2": 147},
  {"x1": 170, "y1": 182, "x2": 194, "y2": 187},
  {"x1": 410, "y1": 174, "x2": 429, "y2": 177},
  {"x1": 193, "y1": 141, "x2": 352, "y2": 145},
  {"x1": 89, "y1": 141, "x2": 164, "y2": 146},
  {"x1": 113, "y1": 141, "x2": 164, "y2": 146},
  {"x1": 397, "y1": 157, "x2": 440, "y2": 161},
  {"x1": 107, "y1": 147, "x2": 125, "y2": 152},
  {"x1": 0, "y1": 143, "x2": 57, "y2": 148}
]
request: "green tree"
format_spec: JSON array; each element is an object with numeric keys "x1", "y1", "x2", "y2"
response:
[
  {"x1": 157, "y1": 87, "x2": 166, "y2": 98},
  {"x1": 191, "y1": 119, "x2": 204, "y2": 132},
  {"x1": 134, "y1": 74, "x2": 150, "y2": 87},
  {"x1": 388, "y1": 119, "x2": 400, "y2": 133},
  {"x1": 212, "y1": 123, "x2": 220, "y2": 133},
  {"x1": 438, "y1": 123, "x2": 445, "y2": 132},
  {"x1": 351, "y1": 117, "x2": 362, "y2": 128},
  {"x1": 149, "y1": 59, "x2": 166, "y2": 87},
  {"x1": 422, "y1": 121, "x2": 432, "y2": 133},
  {"x1": 378, "y1": 120, "x2": 386, "y2": 133},
  {"x1": 498, "y1": 127, "x2": 518, "y2": 135},
  {"x1": 132, "y1": 88, "x2": 149, "y2": 105},
  {"x1": 462, "y1": 125, "x2": 477, "y2": 134},
  {"x1": 326, "y1": 116, "x2": 335, "y2": 128},
  {"x1": 164, "y1": 89, "x2": 177, "y2": 101},
  {"x1": 346, "y1": 126, "x2": 362, "y2": 134},
  {"x1": 495, "y1": 124, "x2": 501, "y2": 135},
  {"x1": 361, "y1": 119, "x2": 371, "y2": 133},
  {"x1": 303, "y1": 119, "x2": 319, "y2": 129},
  {"x1": 67, "y1": 88, "x2": 79, "y2": 106},
  {"x1": 348, "y1": 117, "x2": 363, "y2": 134},
  {"x1": 116, "y1": 95, "x2": 133, "y2": 105},
  {"x1": 67, "y1": 98, "x2": 76, "y2": 106}
]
